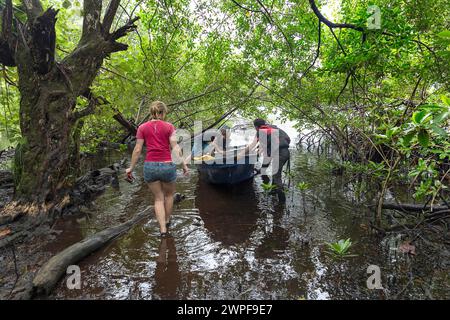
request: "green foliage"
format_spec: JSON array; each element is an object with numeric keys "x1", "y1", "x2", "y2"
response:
[
  {"x1": 0, "y1": 69, "x2": 21, "y2": 147},
  {"x1": 296, "y1": 181, "x2": 310, "y2": 191},
  {"x1": 261, "y1": 182, "x2": 277, "y2": 193},
  {"x1": 367, "y1": 161, "x2": 387, "y2": 178},
  {"x1": 119, "y1": 144, "x2": 128, "y2": 153},
  {"x1": 437, "y1": 30, "x2": 450, "y2": 39},
  {"x1": 326, "y1": 238, "x2": 357, "y2": 258}
]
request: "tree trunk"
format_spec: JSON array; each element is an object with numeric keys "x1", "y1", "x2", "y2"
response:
[
  {"x1": 0, "y1": 0, "x2": 138, "y2": 213},
  {"x1": 16, "y1": 81, "x2": 76, "y2": 203}
]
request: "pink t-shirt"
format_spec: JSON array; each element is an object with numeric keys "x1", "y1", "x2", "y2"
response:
[{"x1": 136, "y1": 120, "x2": 175, "y2": 162}]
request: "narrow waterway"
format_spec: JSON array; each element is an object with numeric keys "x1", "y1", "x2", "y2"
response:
[{"x1": 48, "y1": 150, "x2": 449, "y2": 299}]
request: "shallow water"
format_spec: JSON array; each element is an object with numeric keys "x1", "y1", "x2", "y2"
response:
[{"x1": 49, "y1": 150, "x2": 450, "y2": 300}]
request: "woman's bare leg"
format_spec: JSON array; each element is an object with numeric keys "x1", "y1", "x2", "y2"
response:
[
  {"x1": 148, "y1": 181, "x2": 167, "y2": 233},
  {"x1": 162, "y1": 181, "x2": 176, "y2": 225}
]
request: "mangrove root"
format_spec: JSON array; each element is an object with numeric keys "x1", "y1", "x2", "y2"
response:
[{"x1": 382, "y1": 202, "x2": 449, "y2": 212}]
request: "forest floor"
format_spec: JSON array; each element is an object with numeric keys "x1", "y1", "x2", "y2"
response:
[
  {"x1": 0, "y1": 224, "x2": 56, "y2": 299},
  {"x1": 0, "y1": 148, "x2": 60, "y2": 299}
]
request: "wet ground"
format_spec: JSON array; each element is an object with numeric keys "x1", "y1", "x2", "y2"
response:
[{"x1": 45, "y1": 150, "x2": 449, "y2": 300}]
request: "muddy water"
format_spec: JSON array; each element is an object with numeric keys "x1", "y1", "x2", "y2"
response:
[{"x1": 49, "y1": 150, "x2": 450, "y2": 300}]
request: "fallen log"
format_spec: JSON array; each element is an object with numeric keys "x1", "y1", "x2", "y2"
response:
[
  {"x1": 31, "y1": 207, "x2": 152, "y2": 298},
  {"x1": 382, "y1": 202, "x2": 449, "y2": 212}
]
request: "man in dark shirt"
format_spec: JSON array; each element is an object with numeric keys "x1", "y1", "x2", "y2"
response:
[{"x1": 240, "y1": 118, "x2": 291, "y2": 202}]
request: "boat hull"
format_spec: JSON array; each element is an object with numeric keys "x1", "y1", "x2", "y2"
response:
[{"x1": 197, "y1": 163, "x2": 256, "y2": 185}]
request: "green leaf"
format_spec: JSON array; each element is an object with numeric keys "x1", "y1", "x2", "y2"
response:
[
  {"x1": 430, "y1": 124, "x2": 447, "y2": 137},
  {"x1": 402, "y1": 131, "x2": 416, "y2": 146},
  {"x1": 437, "y1": 30, "x2": 450, "y2": 39},
  {"x1": 62, "y1": 0, "x2": 71, "y2": 9},
  {"x1": 418, "y1": 129, "x2": 430, "y2": 148},
  {"x1": 419, "y1": 104, "x2": 444, "y2": 111},
  {"x1": 441, "y1": 95, "x2": 450, "y2": 106},
  {"x1": 386, "y1": 127, "x2": 399, "y2": 139},
  {"x1": 375, "y1": 134, "x2": 387, "y2": 140},
  {"x1": 433, "y1": 111, "x2": 450, "y2": 124},
  {"x1": 412, "y1": 110, "x2": 431, "y2": 125}
]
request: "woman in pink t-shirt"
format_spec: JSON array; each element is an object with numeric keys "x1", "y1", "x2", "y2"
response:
[{"x1": 126, "y1": 101, "x2": 189, "y2": 237}]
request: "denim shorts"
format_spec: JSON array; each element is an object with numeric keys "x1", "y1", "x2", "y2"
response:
[{"x1": 143, "y1": 162, "x2": 177, "y2": 183}]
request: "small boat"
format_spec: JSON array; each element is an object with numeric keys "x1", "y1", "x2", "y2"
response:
[
  {"x1": 195, "y1": 148, "x2": 257, "y2": 185},
  {"x1": 197, "y1": 161, "x2": 256, "y2": 185}
]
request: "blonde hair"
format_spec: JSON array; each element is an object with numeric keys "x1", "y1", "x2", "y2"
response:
[{"x1": 149, "y1": 101, "x2": 168, "y2": 120}]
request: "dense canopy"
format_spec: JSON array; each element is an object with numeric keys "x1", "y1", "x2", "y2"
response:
[{"x1": 0, "y1": 0, "x2": 449, "y2": 213}]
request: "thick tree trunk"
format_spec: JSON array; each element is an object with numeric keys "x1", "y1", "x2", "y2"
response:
[
  {"x1": 16, "y1": 83, "x2": 76, "y2": 203},
  {"x1": 0, "y1": 0, "x2": 138, "y2": 211}
]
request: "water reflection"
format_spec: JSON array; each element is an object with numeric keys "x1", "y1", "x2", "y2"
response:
[
  {"x1": 254, "y1": 206, "x2": 290, "y2": 259},
  {"x1": 47, "y1": 150, "x2": 450, "y2": 300},
  {"x1": 154, "y1": 236, "x2": 181, "y2": 299},
  {"x1": 195, "y1": 179, "x2": 259, "y2": 246}
]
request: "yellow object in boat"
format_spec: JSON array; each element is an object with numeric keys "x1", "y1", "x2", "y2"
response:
[{"x1": 193, "y1": 154, "x2": 215, "y2": 161}]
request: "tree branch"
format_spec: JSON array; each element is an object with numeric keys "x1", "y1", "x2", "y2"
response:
[
  {"x1": 71, "y1": 90, "x2": 109, "y2": 121},
  {"x1": 382, "y1": 31, "x2": 437, "y2": 58},
  {"x1": 398, "y1": 76, "x2": 422, "y2": 125},
  {"x1": 113, "y1": 111, "x2": 138, "y2": 135},
  {"x1": 130, "y1": 0, "x2": 144, "y2": 17},
  {"x1": 81, "y1": 0, "x2": 102, "y2": 41},
  {"x1": 103, "y1": 0, "x2": 121, "y2": 34},
  {"x1": 300, "y1": 19, "x2": 321, "y2": 83},
  {"x1": 336, "y1": 72, "x2": 351, "y2": 103},
  {"x1": 138, "y1": 86, "x2": 224, "y2": 125},
  {"x1": 64, "y1": 8, "x2": 138, "y2": 86},
  {"x1": 308, "y1": 0, "x2": 363, "y2": 31},
  {"x1": 255, "y1": 0, "x2": 294, "y2": 57},
  {"x1": 230, "y1": 0, "x2": 262, "y2": 13},
  {"x1": 328, "y1": 25, "x2": 347, "y2": 55},
  {"x1": 110, "y1": 16, "x2": 139, "y2": 41},
  {"x1": 29, "y1": 8, "x2": 58, "y2": 74},
  {"x1": 0, "y1": 0, "x2": 16, "y2": 66},
  {"x1": 100, "y1": 65, "x2": 142, "y2": 86},
  {"x1": 309, "y1": 0, "x2": 438, "y2": 61},
  {"x1": 251, "y1": 76, "x2": 336, "y2": 143},
  {"x1": 117, "y1": 3, "x2": 148, "y2": 66},
  {"x1": 168, "y1": 87, "x2": 222, "y2": 107}
]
